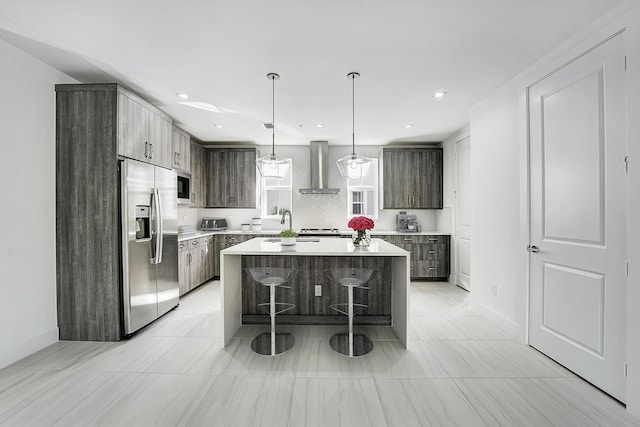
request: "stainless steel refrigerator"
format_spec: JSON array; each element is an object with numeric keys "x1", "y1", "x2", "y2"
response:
[{"x1": 121, "y1": 158, "x2": 179, "y2": 335}]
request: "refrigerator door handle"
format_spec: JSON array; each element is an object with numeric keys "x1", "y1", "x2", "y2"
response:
[
  {"x1": 155, "y1": 187, "x2": 164, "y2": 264},
  {"x1": 150, "y1": 188, "x2": 162, "y2": 264}
]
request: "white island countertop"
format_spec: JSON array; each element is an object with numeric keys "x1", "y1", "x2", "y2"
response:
[{"x1": 221, "y1": 237, "x2": 409, "y2": 256}]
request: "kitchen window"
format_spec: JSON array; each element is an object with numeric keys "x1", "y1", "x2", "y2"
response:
[
  {"x1": 260, "y1": 159, "x2": 293, "y2": 218},
  {"x1": 347, "y1": 159, "x2": 378, "y2": 218}
]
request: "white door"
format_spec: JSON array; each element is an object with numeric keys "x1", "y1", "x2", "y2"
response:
[
  {"x1": 528, "y1": 34, "x2": 627, "y2": 401},
  {"x1": 456, "y1": 137, "x2": 471, "y2": 291}
]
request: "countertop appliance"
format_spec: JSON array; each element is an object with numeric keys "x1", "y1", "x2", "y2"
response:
[
  {"x1": 121, "y1": 159, "x2": 179, "y2": 335},
  {"x1": 176, "y1": 171, "x2": 191, "y2": 205},
  {"x1": 397, "y1": 213, "x2": 418, "y2": 232},
  {"x1": 201, "y1": 217, "x2": 228, "y2": 230}
]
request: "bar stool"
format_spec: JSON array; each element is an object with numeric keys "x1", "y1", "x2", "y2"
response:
[
  {"x1": 245, "y1": 267, "x2": 298, "y2": 356},
  {"x1": 326, "y1": 268, "x2": 377, "y2": 357}
]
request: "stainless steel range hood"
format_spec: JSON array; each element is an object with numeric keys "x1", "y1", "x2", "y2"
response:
[{"x1": 299, "y1": 140, "x2": 340, "y2": 194}]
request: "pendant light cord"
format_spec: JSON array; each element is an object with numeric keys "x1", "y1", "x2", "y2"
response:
[
  {"x1": 352, "y1": 73, "x2": 355, "y2": 157},
  {"x1": 271, "y1": 74, "x2": 276, "y2": 158}
]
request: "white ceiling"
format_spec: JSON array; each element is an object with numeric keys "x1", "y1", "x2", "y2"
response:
[{"x1": 0, "y1": 0, "x2": 628, "y2": 145}]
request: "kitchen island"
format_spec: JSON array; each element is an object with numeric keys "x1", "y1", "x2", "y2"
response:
[{"x1": 220, "y1": 237, "x2": 411, "y2": 348}]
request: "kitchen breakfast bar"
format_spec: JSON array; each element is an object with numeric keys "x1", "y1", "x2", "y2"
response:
[{"x1": 220, "y1": 237, "x2": 411, "y2": 349}]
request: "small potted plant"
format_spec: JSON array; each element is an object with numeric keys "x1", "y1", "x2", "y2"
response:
[{"x1": 279, "y1": 229, "x2": 298, "y2": 246}]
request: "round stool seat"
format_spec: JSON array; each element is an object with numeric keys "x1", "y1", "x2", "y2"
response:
[
  {"x1": 325, "y1": 268, "x2": 377, "y2": 357},
  {"x1": 245, "y1": 267, "x2": 298, "y2": 356}
]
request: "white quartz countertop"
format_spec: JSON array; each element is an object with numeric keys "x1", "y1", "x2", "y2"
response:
[
  {"x1": 179, "y1": 229, "x2": 450, "y2": 242},
  {"x1": 220, "y1": 237, "x2": 409, "y2": 256}
]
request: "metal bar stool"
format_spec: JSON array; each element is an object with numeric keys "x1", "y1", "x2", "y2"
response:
[
  {"x1": 326, "y1": 268, "x2": 377, "y2": 357},
  {"x1": 245, "y1": 267, "x2": 298, "y2": 356}
]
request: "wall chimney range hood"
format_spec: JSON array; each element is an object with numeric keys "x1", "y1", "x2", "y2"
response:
[{"x1": 299, "y1": 141, "x2": 340, "y2": 194}]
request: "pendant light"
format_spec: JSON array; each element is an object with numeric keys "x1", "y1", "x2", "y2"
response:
[
  {"x1": 256, "y1": 73, "x2": 291, "y2": 178},
  {"x1": 336, "y1": 72, "x2": 372, "y2": 179}
]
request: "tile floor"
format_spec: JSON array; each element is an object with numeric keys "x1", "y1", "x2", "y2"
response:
[{"x1": 0, "y1": 281, "x2": 637, "y2": 426}]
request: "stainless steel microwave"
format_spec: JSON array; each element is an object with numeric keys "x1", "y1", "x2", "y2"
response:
[{"x1": 177, "y1": 171, "x2": 191, "y2": 205}]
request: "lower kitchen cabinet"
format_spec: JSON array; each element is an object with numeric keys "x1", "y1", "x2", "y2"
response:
[
  {"x1": 178, "y1": 236, "x2": 215, "y2": 296},
  {"x1": 378, "y1": 234, "x2": 450, "y2": 280},
  {"x1": 212, "y1": 234, "x2": 278, "y2": 277}
]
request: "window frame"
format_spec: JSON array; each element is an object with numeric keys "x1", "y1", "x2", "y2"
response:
[{"x1": 346, "y1": 158, "x2": 379, "y2": 219}]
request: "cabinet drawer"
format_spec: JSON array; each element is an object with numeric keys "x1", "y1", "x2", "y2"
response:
[
  {"x1": 412, "y1": 261, "x2": 449, "y2": 278},
  {"x1": 185, "y1": 238, "x2": 201, "y2": 248}
]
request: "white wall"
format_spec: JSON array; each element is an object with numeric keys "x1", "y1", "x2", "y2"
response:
[
  {"x1": 186, "y1": 144, "x2": 445, "y2": 233},
  {"x1": 0, "y1": 38, "x2": 75, "y2": 368},
  {"x1": 469, "y1": 84, "x2": 521, "y2": 327},
  {"x1": 468, "y1": 2, "x2": 640, "y2": 415}
]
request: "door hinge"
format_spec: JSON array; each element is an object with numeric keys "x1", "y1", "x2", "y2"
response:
[
  {"x1": 626, "y1": 261, "x2": 629, "y2": 276},
  {"x1": 625, "y1": 362, "x2": 628, "y2": 378},
  {"x1": 625, "y1": 156, "x2": 629, "y2": 173}
]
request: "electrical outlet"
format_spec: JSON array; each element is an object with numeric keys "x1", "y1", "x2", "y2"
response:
[
  {"x1": 491, "y1": 284, "x2": 498, "y2": 296},
  {"x1": 315, "y1": 285, "x2": 322, "y2": 297}
]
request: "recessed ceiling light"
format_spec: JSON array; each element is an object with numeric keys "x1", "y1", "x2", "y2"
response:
[
  {"x1": 177, "y1": 101, "x2": 221, "y2": 113},
  {"x1": 404, "y1": 124, "x2": 414, "y2": 129},
  {"x1": 315, "y1": 123, "x2": 324, "y2": 128},
  {"x1": 433, "y1": 91, "x2": 447, "y2": 99},
  {"x1": 177, "y1": 93, "x2": 189, "y2": 99},
  {"x1": 213, "y1": 124, "x2": 223, "y2": 128}
]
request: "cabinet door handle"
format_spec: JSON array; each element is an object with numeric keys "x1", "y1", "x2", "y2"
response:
[
  {"x1": 428, "y1": 250, "x2": 437, "y2": 254},
  {"x1": 428, "y1": 238, "x2": 438, "y2": 242},
  {"x1": 192, "y1": 240, "x2": 198, "y2": 246},
  {"x1": 428, "y1": 267, "x2": 437, "y2": 271},
  {"x1": 149, "y1": 143, "x2": 154, "y2": 159},
  {"x1": 403, "y1": 237, "x2": 413, "y2": 241},
  {"x1": 145, "y1": 142, "x2": 149, "y2": 158}
]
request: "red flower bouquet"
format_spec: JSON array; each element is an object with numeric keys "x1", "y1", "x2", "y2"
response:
[
  {"x1": 348, "y1": 216, "x2": 374, "y2": 248},
  {"x1": 348, "y1": 216, "x2": 375, "y2": 231}
]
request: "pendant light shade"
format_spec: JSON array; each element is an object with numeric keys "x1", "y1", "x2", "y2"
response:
[
  {"x1": 256, "y1": 73, "x2": 291, "y2": 178},
  {"x1": 336, "y1": 72, "x2": 372, "y2": 179}
]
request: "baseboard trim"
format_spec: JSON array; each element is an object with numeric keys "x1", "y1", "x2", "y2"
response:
[{"x1": 0, "y1": 327, "x2": 59, "y2": 369}]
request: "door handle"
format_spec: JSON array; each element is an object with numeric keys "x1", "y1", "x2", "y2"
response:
[{"x1": 527, "y1": 245, "x2": 540, "y2": 253}]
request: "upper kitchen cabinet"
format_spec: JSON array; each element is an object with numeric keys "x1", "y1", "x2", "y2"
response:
[
  {"x1": 382, "y1": 147, "x2": 443, "y2": 209},
  {"x1": 117, "y1": 87, "x2": 172, "y2": 169},
  {"x1": 189, "y1": 141, "x2": 206, "y2": 207},
  {"x1": 206, "y1": 148, "x2": 257, "y2": 208},
  {"x1": 171, "y1": 125, "x2": 191, "y2": 172}
]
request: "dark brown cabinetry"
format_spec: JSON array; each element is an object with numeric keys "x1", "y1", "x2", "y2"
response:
[
  {"x1": 205, "y1": 148, "x2": 257, "y2": 208},
  {"x1": 382, "y1": 148, "x2": 443, "y2": 209},
  {"x1": 117, "y1": 88, "x2": 172, "y2": 169},
  {"x1": 189, "y1": 141, "x2": 206, "y2": 207},
  {"x1": 171, "y1": 125, "x2": 191, "y2": 172},
  {"x1": 378, "y1": 234, "x2": 450, "y2": 279}
]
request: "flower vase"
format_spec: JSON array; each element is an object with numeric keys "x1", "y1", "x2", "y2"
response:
[{"x1": 352, "y1": 229, "x2": 371, "y2": 249}]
